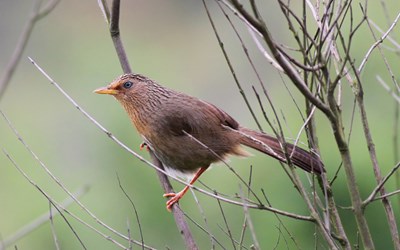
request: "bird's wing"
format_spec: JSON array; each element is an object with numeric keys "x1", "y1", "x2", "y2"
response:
[
  {"x1": 200, "y1": 101, "x2": 239, "y2": 130},
  {"x1": 160, "y1": 112, "x2": 194, "y2": 136},
  {"x1": 158, "y1": 98, "x2": 239, "y2": 137}
]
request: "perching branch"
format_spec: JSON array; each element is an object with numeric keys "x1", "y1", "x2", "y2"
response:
[
  {"x1": 149, "y1": 152, "x2": 199, "y2": 250},
  {"x1": 98, "y1": 1, "x2": 198, "y2": 248}
]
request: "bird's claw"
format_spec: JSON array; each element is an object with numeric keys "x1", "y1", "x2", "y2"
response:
[
  {"x1": 163, "y1": 192, "x2": 184, "y2": 211},
  {"x1": 139, "y1": 142, "x2": 149, "y2": 151}
]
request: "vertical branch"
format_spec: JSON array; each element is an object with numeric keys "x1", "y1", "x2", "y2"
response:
[
  {"x1": 327, "y1": 84, "x2": 375, "y2": 250},
  {"x1": 99, "y1": 1, "x2": 198, "y2": 249},
  {"x1": 378, "y1": 0, "x2": 400, "y2": 210},
  {"x1": 356, "y1": 86, "x2": 400, "y2": 248},
  {"x1": 355, "y1": 10, "x2": 400, "y2": 248},
  {"x1": 325, "y1": 5, "x2": 376, "y2": 248},
  {"x1": 149, "y1": 152, "x2": 198, "y2": 250},
  {"x1": 229, "y1": 0, "x2": 333, "y2": 119},
  {"x1": 395, "y1": 93, "x2": 400, "y2": 208},
  {"x1": 299, "y1": 2, "x2": 350, "y2": 248},
  {"x1": 109, "y1": 0, "x2": 132, "y2": 74},
  {"x1": 227, "y1": 0, "x2": 377, "y2": 249}
]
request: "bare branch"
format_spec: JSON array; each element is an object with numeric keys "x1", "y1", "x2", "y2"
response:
[
  {"x1": 239, "y1": 187, "x2": 260, "y2": 250},
  {"x1": 215, "y1": 192, "x2": 237, "y2": 250},
  {"x1": 2, "y1": 149, "x2": 142, "y2": 250},
  {"x1": 116, "y1": 174, "x2": 145, "y2": 249},
  {"x1": 376, "y1": 75, "x2": 400, "y2": 104},
  {"x1": 1, "y1": 108, "x2": 154, "y2": 249},
  {"x1": 148, "y1": 152, "x2": 199, "y2": 250},
  {"x1": 363, "y1": 161, "x2": 400, "y2": 207},
  {"x1": 0, "y1": 0, "x2": 60, "y2": 99},
  {"x1": 97, "y1": 0, "x2": 132, "y2": 73},
  {"x1": 358, "y1": 12, "x2": 400, "y2": 73},
  {"x1": 373, "y1": 189, "x2": 400, "y2": 201},
  {"x1": 1, "y1": 186, "x2": 88, "y2": 249},
  {"x1": 49, "y1": 202, "x2": 61, "y2": 250},
  {"x1": 203, "y1": 0, "x2": 263, "y2": 131},
  {"x1": 229, "y1": 0, "x2": 333, "y2": 119}
]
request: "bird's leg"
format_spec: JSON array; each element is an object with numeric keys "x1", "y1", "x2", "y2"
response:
[{"x1": 164, "y1": 167, "x2": 208, "y2": 211}]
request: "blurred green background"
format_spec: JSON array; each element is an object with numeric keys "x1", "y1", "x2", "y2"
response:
[{"x1": 1, "y1": 0, "x2": 399, "y2": 249}]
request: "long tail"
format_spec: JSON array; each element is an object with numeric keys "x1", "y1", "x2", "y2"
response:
[{"x1": 238, "y1": 127, "x2": 325, "y2": 175}]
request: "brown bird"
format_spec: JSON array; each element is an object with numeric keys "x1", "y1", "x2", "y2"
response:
[{"x1": 95, "y1": 73, "x2": 324, "y2": 210}]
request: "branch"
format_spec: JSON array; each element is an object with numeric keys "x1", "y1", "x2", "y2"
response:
[
  {"x1": 148, "y1": 152, "x2": 199, "y2": 250},
  {"x1": 358, "y1": 12, "x2": 400, "y2": 73},
  {"x1": 0, "y1": 0, "x2": 60, "y2": 99},
  {"x1": 1, "y1": 186, "x2": 88, "y2": 249},
  {"x1": 1, "y1": 149, "x2": 136, "y2": 249},
  {"x1": 109, "y1": 0, "x2": 131, "y2": 73},
  {"x1": 376, "y1": 75, "x2": 400, "y2": 104},
  {"x1": 202, "y1": 0, "x2": 263, "y2": 131},
  {"x1": 363, "y1": 161, "x2": 400, "y2": 207},
  {"x1": 229, "y1": 0, "x2": 334, "y2": 120},
  {"x1": 373, "y1": 189, "x2": 400, "y2": 201},
  {"x1": 101, "y1": 1, "x2": 199, "y2": 248},
  {"x1": 1, "y1": 108, "x2": 154, "y2": 249},
  {"x1": 356, "y1": 10, "x2": 400, "y2": 248},
  {"x1": 116, "y1": 174, "x2": 144, "y2": 249}
]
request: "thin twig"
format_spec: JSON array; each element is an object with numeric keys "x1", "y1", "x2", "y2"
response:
[
  {"x1": 260, "y1": 189, "x2": 301, "y2": 249},
  {"x1": 126, "y1": 219, "x2": 132, "y2": 250},
  {"x1": 203, "y1": 0, "x2": 263, "y2": 131},
  {"x1": 238, "y1": 186, "x2": 260, "y2": 250},
  {"x1": 238, "y1": 166, "x2": 253, "y2": 249},
  {"x1": 49, "y1": 202, "x2": 61, "y2": 250},
  {"x1": 363, "y1": 161, "x2": 400, "y2": 206},
  {"x1": 0, "y1": 110, "x2": 154, "y2": 249},
  {"x1": 373, "y1": 189, "x2": 400, "y2": 201},
  {"x1": 215, "y1": 191, "x2": 237, "y2": 250},
  {"x1": 0, "y1": 0, "x2": 60, "y2": 99},
  {"x1": 181, "y1": 211, "x2": 226, "y2": 249},
  {"x1": 1, "y1": 186, "x2": 87, "y2": 249},
  {"x1": 358, "y1": 12, "x2": 400, "y2": 73},
  {"x1": 2, "y1": 149, "x2": 88, "y2": 250},
  {"x1": 248, "y1": 28, "x2": 284, "y2": 72},
  {"x1": 189, "y1": 188, "x2": 216, "y2": 249},
  {"x1": 216, "y1": 224, "x2": 247, "y2": 250},
  {"x1": 116, "y1": 174, "x2": 145, "y2": 250},
  {"x1": 376, "y1": 75, "x2": 400, "y2": 104}
]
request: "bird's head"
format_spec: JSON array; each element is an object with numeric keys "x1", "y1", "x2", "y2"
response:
[{"x1": 94, "y1": 73, "x2": 150, "y2": 100}]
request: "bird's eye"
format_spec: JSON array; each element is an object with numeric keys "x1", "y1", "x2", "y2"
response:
[{"x1": 123, "y1": 81, "x2": 133, "y2": 89}]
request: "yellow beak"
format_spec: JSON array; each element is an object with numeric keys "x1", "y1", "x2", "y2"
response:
[{"x1": 94, "y1": 87, "x2": 118, "y2": 95}]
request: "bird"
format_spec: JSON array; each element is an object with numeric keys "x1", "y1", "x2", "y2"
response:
[{"x1": 95, "y1": 73, "x2": 324, "y2": 210}]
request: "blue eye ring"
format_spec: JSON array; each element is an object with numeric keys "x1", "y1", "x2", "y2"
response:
[{"x1": 123, "y1": 81, "x2": 133, "y2": 89}]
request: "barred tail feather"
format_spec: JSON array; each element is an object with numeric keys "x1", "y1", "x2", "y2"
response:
[{"x1": 238, "y1": 127, "x2": 325, "y2": 175}]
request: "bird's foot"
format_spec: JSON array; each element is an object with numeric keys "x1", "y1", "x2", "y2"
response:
[
  {"x1": 139, "y1": 142, "x2": 149, "y2": 151},
  {"x1": 163, "y1": 190, "x2": 186, "y2": 211}
]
